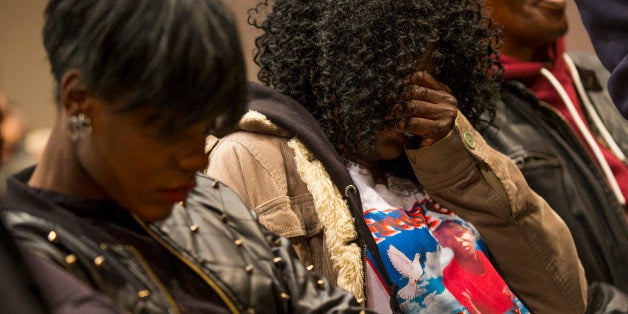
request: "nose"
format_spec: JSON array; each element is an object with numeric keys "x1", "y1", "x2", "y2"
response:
[{"x1": 178, "y1": 145, "x2": 209, "y2": 172}]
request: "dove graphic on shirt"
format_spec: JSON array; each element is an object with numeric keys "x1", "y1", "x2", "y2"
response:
[{"x1": 388, "y1": 245, "x2": 454, "y2": 300}]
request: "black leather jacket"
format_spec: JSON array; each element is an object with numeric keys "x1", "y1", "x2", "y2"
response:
[
  {"x1": 1, "y1": 169, "x2": 366, "y2": 313},
  {"x1": 481, "y1": 53, "x2": 628, "y2": 292}
]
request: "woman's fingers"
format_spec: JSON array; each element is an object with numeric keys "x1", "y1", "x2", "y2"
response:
[
  {"x1": 400, "y1": 87, "x2": 458, "y2": 111},
  {"x1": 402, "y1": 100, "x2": 457, "y2": 147},
  {"x1": 390, "y1": 71, "x2": 458, "y2": 147},
  {"x1": 405, "y1": 71, "x2": 451, "y2": 93}
]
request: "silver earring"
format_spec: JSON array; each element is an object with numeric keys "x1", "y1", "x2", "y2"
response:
[{"x1": 67, "y1": 113, "x2": 92, "y2": 142}]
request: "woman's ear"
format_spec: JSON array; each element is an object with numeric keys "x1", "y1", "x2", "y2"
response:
[{"x1": 60, "y1": 69, "x2": 89, "y2": 116}]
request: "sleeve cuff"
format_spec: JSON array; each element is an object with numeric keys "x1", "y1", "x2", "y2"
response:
[{"x1": 405, "y1": 111, "x2": 486, "y2": 190}]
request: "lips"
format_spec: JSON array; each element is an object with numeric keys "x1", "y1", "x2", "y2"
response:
[
  {"x1": 536, "y1": 0, "x2": 566, "y2": 11},
  {"x1": 163, "y1": 185, "x2": 195, "y2": 203}
]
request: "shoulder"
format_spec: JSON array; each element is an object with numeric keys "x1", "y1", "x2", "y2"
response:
[
  {"x1": 567, "y1": 51, "x2": 607, "y2": 74},
  {"x1": 210, "y1": 130, "x2": 298, "y2": 177},
  {"x1": 210, "y1": 109, "x2": 295, "y2": 160},
  {"x1": 217, "y1": 130, "x2": 291, "y2": 154}
]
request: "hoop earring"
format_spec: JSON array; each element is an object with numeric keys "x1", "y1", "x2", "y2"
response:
[{"x1": 67, "y1": 113, "x2": 92, "y2": 142}]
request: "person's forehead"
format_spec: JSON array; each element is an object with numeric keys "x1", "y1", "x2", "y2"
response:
[{"x1": 442, "y1": 223, "x2": 467, "y2": 233}]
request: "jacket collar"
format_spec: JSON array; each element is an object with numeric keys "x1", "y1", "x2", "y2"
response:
[{"x1": 245, "y1": 82, "x2": 358, "y2": 199}]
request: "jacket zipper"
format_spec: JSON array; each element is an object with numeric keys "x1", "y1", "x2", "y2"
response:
[
  {"x1": 125, "y1": 245, "x2": 181, "y2": 314},
  {"x1": 133, "y1": 215, "x2": 240, "y2": 314}
]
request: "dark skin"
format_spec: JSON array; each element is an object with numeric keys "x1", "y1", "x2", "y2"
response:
[
  {"x1": 368, "y1": 71, "x2": 458, "y2": 182},
  {"x1": 396, "y1": 71, "x2": 458, "y2": 148},
  {"x1": 483, "y1": 0, "x2": 569, "y2": 62}
]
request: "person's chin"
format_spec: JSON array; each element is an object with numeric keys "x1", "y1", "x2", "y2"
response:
[
  {"x1": 377, "y1": 137, "x2": 408, "y2": 160},
  {"x1": 132, "y1": 204, "x2": 175, "y2": 222},
  {"x1": 377, "y1": 147, "x2": 405, "y2": 161}
]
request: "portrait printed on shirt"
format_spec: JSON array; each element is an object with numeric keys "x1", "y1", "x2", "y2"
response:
[{"x1": 364, "y1": 193, "x2": 529, "y2": 313}]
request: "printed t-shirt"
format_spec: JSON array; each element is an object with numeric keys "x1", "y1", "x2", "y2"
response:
[{"x1": 347, "y1": 163, "x2": 528, "y2": 314}]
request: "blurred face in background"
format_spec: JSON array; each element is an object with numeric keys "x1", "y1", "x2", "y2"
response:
[{"x1": 484, "y1": 0, "x2": 569, "y2": 60}]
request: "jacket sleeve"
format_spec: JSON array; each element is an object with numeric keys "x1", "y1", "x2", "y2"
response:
[
  {"x1": 206, "y1": 133, "x2": 280, "y2": 211},
  {"x1": 405, "y1": 111, "x2": 587, "y2": 313},
  {"x1": 207, "y1": 133, "x2": 305, "y2": 235},
  {"x1": 206, "y1": 133, "x2": 325, "y2": 274},
  {"x1": 267, "y1": 230, "x2": 372, "y2": 313},
  {"x1": 21, "y1": 248, "x2": 127, "y2": 314}
]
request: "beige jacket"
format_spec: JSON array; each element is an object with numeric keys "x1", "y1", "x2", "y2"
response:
[{"x1": 206, "y1": 110, "x2": 587, "y2": 313}]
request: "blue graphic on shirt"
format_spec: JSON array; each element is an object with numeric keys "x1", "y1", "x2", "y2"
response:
[{"x1": 364, "y1": 199, "x2": 529, "y2": 313}]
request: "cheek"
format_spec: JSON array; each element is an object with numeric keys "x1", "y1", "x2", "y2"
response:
[
  {"x1": 105, "y1": 168, "x2": 174, "y2": 222},
  {"x1": 442, "y1": 240, "x2": 453, "y2": 248},
  {"x1": 377, "y1": 145, "x2": 404, "y2": 161},
  {"x1": 103, "y1": 144, "x2": 159, "y2": 178},
  {"x1": 462, "y1": 234, "x2": 475, "y2": 243},
  {"x1": 372, "y1": 134, "x2": 405, "y2": 161},
  {"x1": 81, "y1": 134, "x2": 166, "y2": 196}
]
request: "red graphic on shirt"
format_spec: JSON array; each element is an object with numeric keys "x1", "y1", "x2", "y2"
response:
[
  {"x1": 433, "y1": 220, "x2": 516, "y2": 314},
  {"x1": 365, "y1": 199, "x2": 452, "y2": 243}
]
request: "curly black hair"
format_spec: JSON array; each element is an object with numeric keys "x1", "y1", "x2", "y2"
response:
[{"x1": 250, "y1": 0, "x2": 501, "y2": 162}]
